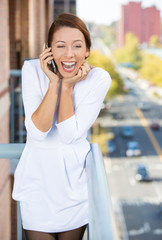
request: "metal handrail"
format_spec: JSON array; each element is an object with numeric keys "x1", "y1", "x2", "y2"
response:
[
  {"x1": 0, "y1": 143, "x2": 118, "y2": 240},
  {"x1": 86, "y1": 144, "x2": 119, "y2": 240}
]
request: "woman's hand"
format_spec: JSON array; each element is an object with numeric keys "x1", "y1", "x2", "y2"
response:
[
  {"x1": 62, "y1": 61, "x2": 92, "y2": 89},
  {"x1": 39, "y1": 43, "x2": 60, "y2": 84}
]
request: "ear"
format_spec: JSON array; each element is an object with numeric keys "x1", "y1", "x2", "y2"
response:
[{"x1": 85, "y1": 49, "x2": 90, "y2": 59}]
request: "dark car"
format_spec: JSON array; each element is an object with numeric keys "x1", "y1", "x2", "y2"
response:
[
  {"x1": 151, "y1": 121, "x2": 160, "y2": 130},
  {"x1": 113, "y1": 113, "x2": 124, "y2": 120},
  {"x1": 122, "y1": 126, "x2": 134, "y2": 137},
  {"x1": 135, "y1": 164, "x2": 152, "y2": 182}
]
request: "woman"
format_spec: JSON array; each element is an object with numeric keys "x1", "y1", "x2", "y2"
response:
[{"x1": 12, "y1": 13, "x2": 112, "y2": 240}]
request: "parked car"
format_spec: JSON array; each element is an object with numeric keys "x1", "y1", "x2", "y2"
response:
[
  {"x1": 151, "y1": 121, "x2": 160, "y2": 130},
  {"x1": 137, "y1": 101, "x2": 150, "y2": 111},
  {"x1": 107, "y1": 140, "x2": 116, "y2": 154},
  {"x1": 126, "y1": 141, "x2": 141, "y2": 157},
  {"x1": 113, "y1": 113, "x2": 124, "y2": 120},
  {"x1": 122, "y1": 126, "x2": 134, "y2": 137},
  {"x1": 135, "y1": 164, "x2": 152, "y2": 182}
]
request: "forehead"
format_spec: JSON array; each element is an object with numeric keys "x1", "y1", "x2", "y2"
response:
[{"x1": 53, "y1": 27, "x2": 85, "y2": 42}]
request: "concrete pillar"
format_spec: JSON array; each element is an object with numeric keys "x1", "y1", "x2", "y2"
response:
[{"x1": 29, "y1": 0, "x2": 46, "y2": 58}]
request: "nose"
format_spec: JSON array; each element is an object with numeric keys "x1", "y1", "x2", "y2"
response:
[{"x1": 65, "y1": 47, "x2": 74, "y2": 58}]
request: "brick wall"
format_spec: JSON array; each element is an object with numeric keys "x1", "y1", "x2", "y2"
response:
[
  {"x1": 0, "y1": 0, "x2": 11, "y2": 239},
  {"x1": 20, "y1": 0, "x2": 29, "y2": 63},
  {"x1": 9, "y1": 0, "x2": 29, "y2": 69},
  {"x1": 9, "y1": 0, "x2": 18, "y2": 69},
  {"x1": 0, "y1": 160, "x2": 11, "y2": 240}
]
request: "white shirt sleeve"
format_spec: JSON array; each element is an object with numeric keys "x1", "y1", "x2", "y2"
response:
[
  {"x1": 22, "y1": 60, "x2": 52, "y2": 141},
  {"x1": 55, "y1": 70, "x2": 112, "y2": 144}
]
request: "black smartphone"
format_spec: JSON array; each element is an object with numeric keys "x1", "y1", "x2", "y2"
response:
[{"x1": 45, "y1": 44, "x2": 57, "y2": 74}]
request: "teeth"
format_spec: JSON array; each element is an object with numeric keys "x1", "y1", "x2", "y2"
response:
[
  {"x1": 62, "y1": 62, "x2": 76, "y2": 67},
  {"x1": 62, "y1": 62, "x2": 76, "y2": 71}
]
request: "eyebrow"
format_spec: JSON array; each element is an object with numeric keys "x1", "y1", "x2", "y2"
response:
[{"x1": 55, "y1": 40, "x2": 83, "y2": 44}]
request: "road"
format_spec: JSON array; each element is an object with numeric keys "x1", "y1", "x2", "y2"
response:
[{"x1": 99, "y1": 76, "x2": 162, "y2": 240}]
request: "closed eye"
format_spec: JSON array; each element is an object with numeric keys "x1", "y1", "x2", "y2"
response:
[
  {"x1": 57, "y1": 46, "x2": 65, "y2": 48},
  {"x1": 74, "y1": 45, "x2": 82, "y2": 48}
]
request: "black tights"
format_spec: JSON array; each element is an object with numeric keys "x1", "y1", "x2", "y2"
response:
[{"x1": 24, "y1": 224, "x2": 87, "y2": 240}]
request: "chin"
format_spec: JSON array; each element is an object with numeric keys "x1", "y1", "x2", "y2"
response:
[{"x1": 59, "y1": 68, "x2": 79, "y2": 79}]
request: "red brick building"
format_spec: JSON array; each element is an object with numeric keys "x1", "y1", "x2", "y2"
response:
[{"x1": 117, "y1": 1, "x2": 161, "y2": 46}]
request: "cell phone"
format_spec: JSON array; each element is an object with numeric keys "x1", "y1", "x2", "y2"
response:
[{"x1": 45, "y1": 44, "x2": 57, "y2": 74}]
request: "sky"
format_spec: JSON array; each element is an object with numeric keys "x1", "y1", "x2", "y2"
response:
[{"x1": 77, "y1": 0, "x2": 162, "y2": 25}]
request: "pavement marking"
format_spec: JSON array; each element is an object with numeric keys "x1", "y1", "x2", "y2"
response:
[
  {"x1": 152, "y1": 183, "x2": 162, "y2": 203},
  {"x1": 129, "y1": 177, "x2": 136, "y2": 186},
  {"x1": 116, "y1": 201, "x2": 129, "y2": 240},
  {"x1": 135, "y1": 107, "x2": 162, "y2": 161},
  {"x1": 154, "y1": 229, "x2": 162, "y2": 235},
  {"x1": 128, "y1": 222, "x2": 151, "y2": 236}
]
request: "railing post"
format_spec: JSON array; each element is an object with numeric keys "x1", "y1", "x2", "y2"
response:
[
  {"x1": 18, "y1": 75, "x2": 23, "y2": 143},
  {"x1": 10, "y1": 76, "x2": 15, "y2": 143},
  {"x1": 17, "y1": 202, "x2": 22, "y2": 240},
  {"x1": 10, "y1": 70, "x2": 22, "y2": 143}
]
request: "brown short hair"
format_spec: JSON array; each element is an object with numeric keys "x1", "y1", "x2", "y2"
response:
[{"x1": 47, "y1": 13, "x2": 91, "y2": 51}]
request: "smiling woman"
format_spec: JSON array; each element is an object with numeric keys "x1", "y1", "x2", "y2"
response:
[
  {"x1": 12, "y1": 13, "x2": 112, "y2": 240},
  {"x1": 51, "y1": 27, "x2": 89, "y2": 77}
]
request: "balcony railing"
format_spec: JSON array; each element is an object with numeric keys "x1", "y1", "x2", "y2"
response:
[
  {"x1": 10, "y1": 70, "x2": 24, "y2": 143},
  {"x1": 0, "y1": 143, "x2": 119, "y2": 240}
]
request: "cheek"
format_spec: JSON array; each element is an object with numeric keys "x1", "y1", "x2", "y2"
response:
[
  {"x1": 53, "y1": 53, "x2": 60, "y2": 62},
  {"x1": 54, "y1": 56, "x2": 62, "y2": 67},
  {"x1": 77, "y1": 52, "x2": 87, "y2": 62},
  {"x1": 77, "y1": 57, "x2": 86, "y2": 68},
  {"x1": 52, "y1": 49, "x2": 61, "y2": 61}
]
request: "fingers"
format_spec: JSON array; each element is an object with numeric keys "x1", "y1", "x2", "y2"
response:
[
  {"x1": 77, "y1": 61, "x2": 91, "y2": 82},
  {"x1": 89, "y1": 64, "x2": 95, "y2": 69},
  {"x1": 45, "y1": 56, "x2": 54, "y2": 65},
  {"x1": 42, "y1": 43, "x2": 45, "y2": 51},
  {"x1": 40, "y1": 46, "x2": 54, "y2": 71},
  {"x1": 68, "y1": 61, "x2": 91, "y2": 83},
  {"x1": 72, "y1": 69, "x2": 82, "y2": 82},
  {"x1": 62, "y1": 60, "x2": 92, "y2": 88},
  {"x1": 40, "y1": 47, "x2": 52, "y2": 60}
]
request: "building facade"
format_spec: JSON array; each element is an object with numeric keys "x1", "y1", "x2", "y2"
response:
[
  {"x1": 54, "y1": 0, "x2": 76, "y2": 19},
  {"x1": 117, "y1": 1, "x2": 161, "y2": 46},
  {"x1": 0, "y1": 0, "x2": 77, "y2": 239}
]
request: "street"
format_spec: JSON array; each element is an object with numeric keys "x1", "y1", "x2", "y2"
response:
[{"x1": 100, "y1": 75, "x2": 162, "y2": 239}]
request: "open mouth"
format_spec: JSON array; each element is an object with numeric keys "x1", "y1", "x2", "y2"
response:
[{"x1": 61, "y1": 61, "x2": 77, "y2": 72}]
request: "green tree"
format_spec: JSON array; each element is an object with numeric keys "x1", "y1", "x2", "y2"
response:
[
  {"x1": 114, "y1": 32, "x2": 142, "y2": 69},
  {"x1": 88, "y1": 50, "x2": 123, "y2": 98},
  {"x1": 149, "y1": 35, "x2": 160, "y2": 47},
  {"x1": 139, "y1": 52, "x2": 162, "y2": 87}
]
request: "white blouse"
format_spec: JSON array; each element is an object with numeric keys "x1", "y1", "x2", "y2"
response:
[{"x1": 12, "y1": 59, "x2": 112, "y2": 232}]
